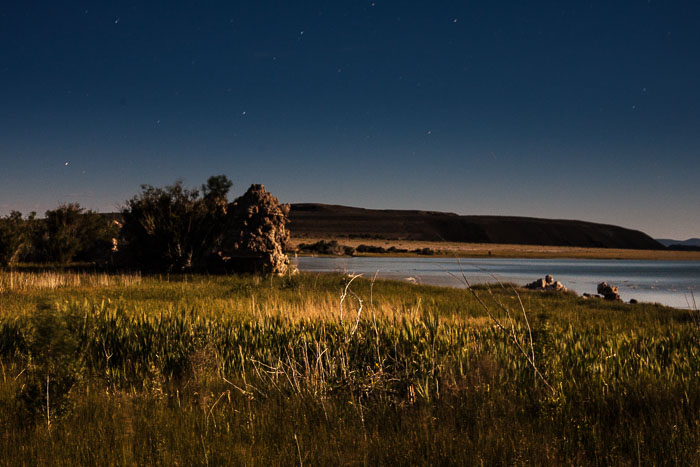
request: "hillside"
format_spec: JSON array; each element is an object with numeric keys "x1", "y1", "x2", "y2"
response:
[
  {"x1": 289, "y1": 204, "x2": 664, "y2": 250},
  {"x1": 657, "y1": 238, "x2": 700, "y2": 248}
]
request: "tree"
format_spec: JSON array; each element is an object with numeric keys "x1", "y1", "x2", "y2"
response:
[
  {"x1": 119, "y1": 176, "x2": 232, "y2": 272},
  {"x1": 200, "y1": 175, "x2": 233, "y2": 260},
  {"x1": 202, "y1": 175, "x2": 233, "y2": 210},
  {"x1": 36, "y1": 204, "x2": 116, "y2": 264},
  {"x1": 38, "y1": 204, "x2": 83, "y2": 263},
  {"x1": 0, "y1": 211, "x2": 29, "y2": 266},
  {"x1": 72, "y1": 212, "x2": 120, "y2": 264}
]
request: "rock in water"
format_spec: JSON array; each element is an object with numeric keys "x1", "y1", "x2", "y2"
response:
[
  {"x1": 597, "y1": 282, "x2": 621, "y2": 301},
  {"x1": 525, "y1": 278, "x2": 547, "y2": 289},
  {"x1": 525, "y1": 275, "x2": 567, "y2": 292},
  {"x1": 224, "y1": 184, "x2": 290, "y2": 274}
]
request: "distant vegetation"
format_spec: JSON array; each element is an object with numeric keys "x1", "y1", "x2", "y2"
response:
[
  {"x1": 0, "y1": 176, "x2": 290, "y2": 274},
  {"x1": 0, "y1": 205, "x2": 117, "y2": 267},
  {"x1": 297, "y1": 239, "x2": 434, "y2": 256}
]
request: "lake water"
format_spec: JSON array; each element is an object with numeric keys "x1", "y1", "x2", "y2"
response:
[{"x1": 293, "y1": 256, "x2": 700, "y2": 309}]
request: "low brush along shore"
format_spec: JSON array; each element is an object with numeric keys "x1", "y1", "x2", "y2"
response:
[
  {"x1": 0, "y1": 271, "x2": 698, "y2": 464},
  {"x1": 289, "y1": 236, "x2": 700, "y2": 260}
]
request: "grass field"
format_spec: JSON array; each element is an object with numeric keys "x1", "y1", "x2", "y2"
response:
[
  {"x1": 289, "y1": 236, "x2": 700, "y2": 261},
  {"x1": 0, "y1": 270, "x2": 698, "y2": 465}
]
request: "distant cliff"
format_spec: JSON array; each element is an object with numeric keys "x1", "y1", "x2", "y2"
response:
[{"x1": 289, "y1": 204, "x2": 664, "y2": 250}]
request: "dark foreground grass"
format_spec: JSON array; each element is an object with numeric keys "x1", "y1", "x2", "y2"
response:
[{"x1": 0, "y1": 272, "x2": 698, "y2": 465}]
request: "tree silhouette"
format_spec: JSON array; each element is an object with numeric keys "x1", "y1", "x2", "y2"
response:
[{"x1": 119, "y1": 176, "x2": 233, "y2": 272}]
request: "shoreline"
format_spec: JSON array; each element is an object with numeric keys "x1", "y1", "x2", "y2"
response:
[{"x1": 289, "y1": 237, "x2": 700, "y2": 261}]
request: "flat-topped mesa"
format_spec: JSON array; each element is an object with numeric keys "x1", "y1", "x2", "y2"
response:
[
  {"x1": 288, "y1": 203, "x2": 664, "y2": 250},
  {"x1": 524, "y1": 274, "x2": 567, "y2": 292}
]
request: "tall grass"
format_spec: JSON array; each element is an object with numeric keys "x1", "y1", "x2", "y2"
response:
[
  {"x1": 0, "y1": 270, "x2": 141, "y2": 293},
  {"x1": 0, "y1": 271, "x2": 698, "y2": 464}
]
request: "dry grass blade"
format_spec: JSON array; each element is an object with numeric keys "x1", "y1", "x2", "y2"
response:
[
  {"x1": 349, "y1": 290, "x2": 364, "y2": 335},
  {"x1": 339, "y1": 273, "x2": 362, "y2": 324}
]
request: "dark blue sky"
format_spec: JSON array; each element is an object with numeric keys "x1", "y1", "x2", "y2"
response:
[{"x1": 1, "y1": 1, "x2": 699, "y2": 239}]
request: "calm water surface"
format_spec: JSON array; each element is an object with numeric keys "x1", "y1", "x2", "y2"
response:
[{"x1": 294, "y1": 257, "x2": 700, "y2": 309}]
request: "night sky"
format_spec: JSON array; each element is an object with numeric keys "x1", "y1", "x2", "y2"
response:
[{"x1": 1, "y1": 1, "x2": 699, "y2": 239}]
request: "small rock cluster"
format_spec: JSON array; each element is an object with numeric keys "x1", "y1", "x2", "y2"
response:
[
  {"x1": 522, "y1": 278, "x2": 638, "y2": 304},
  {"x1": 597, "y1": 282, "x2": 622, "y2": 301},
  {"x1": 581, "y1": 282, "x2": 628, "y2": 302},
  {"x1": 524, "y1": 274, "x2": 567, "y2": 292}
]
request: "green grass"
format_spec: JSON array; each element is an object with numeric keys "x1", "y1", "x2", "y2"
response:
[{"x1": 0, "y1": 271, "x2": 698, "y2": 465}]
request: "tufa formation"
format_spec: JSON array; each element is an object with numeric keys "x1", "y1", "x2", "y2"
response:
[
  {"x1": 597, "y1": 282, "x2": 622, "y2": 301},
  {"x1": 224, "y1": 184, "x2": 291, "y2": 274},
  {"x1": 524, "y1": 274, "x2": 567, "y2": 292}
]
